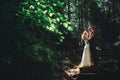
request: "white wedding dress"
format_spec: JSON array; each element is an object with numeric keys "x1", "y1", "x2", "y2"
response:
[{"x1": 78, "y1": 43, "x2": 92, "y2": 68}]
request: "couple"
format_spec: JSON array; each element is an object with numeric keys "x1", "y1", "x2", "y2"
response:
[{"x1": 65, "y1": 27, "x2": 95, "y2": 77}]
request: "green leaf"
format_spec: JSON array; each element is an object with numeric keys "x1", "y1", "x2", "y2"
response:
[{"x1": 63, "y1": 23, "x2": 68, "y2": 28}]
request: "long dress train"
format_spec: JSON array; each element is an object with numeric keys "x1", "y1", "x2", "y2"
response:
[{"x1": 78, "y1": 43, "x2": 92, "y2": 68}]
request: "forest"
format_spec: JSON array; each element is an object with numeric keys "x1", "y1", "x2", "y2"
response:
[{"x1": 0, "y1": 0, "x2": 120, "y2": 80}]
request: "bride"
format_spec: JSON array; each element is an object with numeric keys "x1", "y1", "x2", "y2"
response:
[{"x1": 64, "y1": 27, "x2": 95, "y2": 77}]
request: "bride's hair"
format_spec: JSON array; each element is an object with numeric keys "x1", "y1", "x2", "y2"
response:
[{"x1": 81, "y1": 31, "x2": 88, "y2": 40}]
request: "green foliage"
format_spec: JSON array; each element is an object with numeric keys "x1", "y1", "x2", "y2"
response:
[
  {"x1": 17, "y1": 0, "x2": 73, "y2": 35},
  {"x1": 14, "y1": 0, "x2": 74, "y2": 79}
]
